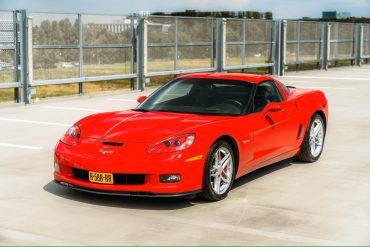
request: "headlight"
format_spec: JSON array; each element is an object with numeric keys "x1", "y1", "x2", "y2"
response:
[
  {"x1": 60, "y1": 125, "x2": 81, "y2": 146},
  {"x1": 148, "y1": 133, "x2": 195, "y2": 153}
]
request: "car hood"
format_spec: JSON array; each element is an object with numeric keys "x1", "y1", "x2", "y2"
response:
[{"x1": 80, "y1": 110, "x2": 227, "y2": 143}]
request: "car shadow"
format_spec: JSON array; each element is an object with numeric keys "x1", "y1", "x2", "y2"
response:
[
  {"x1": 232, "y1": 158, "x2": 296, "y2": 189},
  {"x1": 43, "y1": 181, "x2": 194, "y2": 210},
  {"x1": 43, "y1": 158, "x2": 302, "y2": 210}
]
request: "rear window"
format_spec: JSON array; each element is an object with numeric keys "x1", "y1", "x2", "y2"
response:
[{"x1": 277, "y1": 80, "x2": 290, "y2": 95}]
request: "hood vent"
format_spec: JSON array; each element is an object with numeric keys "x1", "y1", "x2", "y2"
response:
[{"x1": 102, "y1": 141, "x2": 123, "y2": 147}]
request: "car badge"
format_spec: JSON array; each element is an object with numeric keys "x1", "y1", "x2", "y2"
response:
[{"x1": 99, "y1": 149, "x2": 114, "y2": 155}]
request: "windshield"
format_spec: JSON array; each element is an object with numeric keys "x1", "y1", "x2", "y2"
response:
[{"x1": 136, "y1": 78, "x2": 254, "y2": 116}]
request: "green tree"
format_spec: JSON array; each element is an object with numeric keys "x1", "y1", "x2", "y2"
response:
[{"x1": 265, "y1": 12, "x2": 273, "y2": 20}]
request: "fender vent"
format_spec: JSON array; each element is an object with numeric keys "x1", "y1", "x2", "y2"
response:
[
  {"x1": 297, "y1": 124, "x2": 302, "y2": 139},
  {"x1": 102, "y1": 141, "x2": 123, "y2": 147}
]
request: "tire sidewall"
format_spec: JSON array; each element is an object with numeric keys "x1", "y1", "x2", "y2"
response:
[{"x1": 202, "y1": 140, "x2": 236, "y2": 201}]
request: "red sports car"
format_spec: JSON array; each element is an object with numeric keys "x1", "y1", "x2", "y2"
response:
[{"x1": 54, "y1": 73, "x2": 328, "y2": 201}]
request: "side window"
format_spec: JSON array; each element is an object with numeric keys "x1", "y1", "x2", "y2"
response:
[{"x1": 253, "y1": 81, "x2": 283, "y2": 112}]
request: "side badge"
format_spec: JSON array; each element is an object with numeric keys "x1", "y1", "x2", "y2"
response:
[{"x1": 99, "y1": 149, "x2": 114, "y2": 155}]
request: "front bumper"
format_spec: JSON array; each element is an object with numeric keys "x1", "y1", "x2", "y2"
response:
[
  {"x1": 55, "y1": 180, "x2": 201, "y2": 197},
  {"x1": 54, "y1": 140, "x2": 206, "y2": 195}
]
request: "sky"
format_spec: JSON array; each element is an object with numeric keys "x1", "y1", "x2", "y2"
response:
[{"x1": 0, "y1": 0, "x2": 370, "y2": 19}]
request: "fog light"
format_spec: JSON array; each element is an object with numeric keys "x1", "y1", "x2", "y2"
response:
[
  {"x1": 160, "y1": 174, "x2": 180, "y2": 183},
  {"x1": 54, "y1": 162, "x2": 60, "y2": 172}
]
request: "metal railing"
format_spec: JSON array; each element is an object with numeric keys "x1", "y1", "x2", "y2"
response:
[{"x1": 1, "y1": 9, "x2": 370, "y2": 104}]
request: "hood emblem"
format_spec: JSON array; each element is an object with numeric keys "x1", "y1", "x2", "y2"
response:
[{"x1": 99, "y1": 149, "x2": 114, "y2": 155}]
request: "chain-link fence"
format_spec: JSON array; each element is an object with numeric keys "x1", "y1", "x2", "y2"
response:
[
  {"x1": 31, "y1": 12, "x2": 135, "y2": 88},
  {"x1": 329, "y1": 23, "x2": 355, "y2": 60},
  {"x1": 82, "y1": 14, "x2": 133, "y2": 77},
  {"x1": 1, "y1": 9, "x2": 370, "y2": 104},
  {"x1": 363, "y1": 24, "x2": 370, "y2": 59},
  {"x1": 146, "y1": 16, "x2": 215, "y2": 76},
  {"x1": 225, "y1": 19, "x2": 274, "y2": 70},
  {"x1": 286, "y1": 21, "x2": 323, "y2": 64},
  {"x1": 0, "y1": 11, "x2": 16, "y2": 86},
  {"x1": 32, "y1": 13, "x2": 79, "y2": 81}
]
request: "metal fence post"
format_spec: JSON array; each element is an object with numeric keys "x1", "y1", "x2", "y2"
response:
[
  {"x1": 174, "y1": 17, "x2": 178, "y2": 71},
  {"x1": 210, "y1": 19, "x2": 215, "y2": 68},
  {"x1": 19, "y1": 9, "x2": 30, "y2": 104},
  {"x1": 296, "y1": 22, "x2": 301, "y2": 66},
  {"x1": 216, "y1": 18, "x2": 225, "y2": 72},
  {"x1": 272, "y1": 20, "x2": 286, "y2": 76},
  {"x1": 242, "y1": 19, "x2": 246, "y2": 66},
  {"x1": 27, "y1": 16, "x2": 33, "y2": 92},
  {"x1": 317, "y1": 23, "x2": 322, "y2": 66},
  {"x1": 78, "y1": 13, "x2": 83, "y2": 95},
  {"x1": 137, "y1": 17, "x2": 147, "y2": 91},
  {"x1": 281, "y1": 20, "x2": 287, "y2": 76},
  {"x1": 321, "y1": 22, "x2": 330, "y2": 70},
  {"x1": 13, "y1": 10, "x2": 20, "y2": 103},
  {"x1": 272, "y1": 20, "x2": 280, "y2": 75},
  {"x1": 130, "y1": 14, "x2": 135, "y2": 90},
  {"x1": 355, "y1": 23, "x2": 363, "y2": 66}
]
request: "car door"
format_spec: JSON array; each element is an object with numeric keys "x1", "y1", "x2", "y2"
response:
[{"x1": 250, "y1": 80, "x2": 298, "y2": 167}]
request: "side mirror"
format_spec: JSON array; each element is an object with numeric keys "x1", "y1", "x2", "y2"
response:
[
  {"x1": 137, "y1": 95, "x2": 147, "y2": 103},
  {"x1": 262, "y1": 103, "x2": 284, "y2": 117}
]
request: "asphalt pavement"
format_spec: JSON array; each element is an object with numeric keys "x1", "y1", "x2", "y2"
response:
[{"x1": 1, "y1": 65, "x2": 370, "y2": 245}]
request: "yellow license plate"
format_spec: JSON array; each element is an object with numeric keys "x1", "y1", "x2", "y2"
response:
[{"x1": 88, "y1": 171, "x2": 114, "y2": 184}]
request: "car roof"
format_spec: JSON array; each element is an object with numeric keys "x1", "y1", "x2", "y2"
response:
[{"x1": 177, "y1": 72, "x2": 273, "y2": 84}]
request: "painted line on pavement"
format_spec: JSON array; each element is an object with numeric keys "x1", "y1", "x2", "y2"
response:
[
  {"x1": 44, "y1": 105, "x2": 104, "y2": 112},
  {"x1": 107, "y1": 98, "x2": 137, "y2": 102},
  {"x1": 0, "y1": 142, "x2": 42, "y2": 150},
  {"x1": 0, "y1": 117, "x2": 70, "y2": 127}
]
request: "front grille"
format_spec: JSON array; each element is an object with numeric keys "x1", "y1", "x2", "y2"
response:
[{"x1": 72, "y1": 168, "x2": 145, "y2": 185}]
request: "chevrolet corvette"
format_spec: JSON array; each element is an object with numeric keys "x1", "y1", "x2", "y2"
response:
[{"x1": 54, "y1": 73, "x2": 328, "y2": 201}]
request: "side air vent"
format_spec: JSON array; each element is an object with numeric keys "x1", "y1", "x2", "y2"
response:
[
  {"x1": 102, "y1": 141, "x2": 123, "y2": 147},
  {"x1": 297, "y1": 124, "x2": 302, "y2": 139}
]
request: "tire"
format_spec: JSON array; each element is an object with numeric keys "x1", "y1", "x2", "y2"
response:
[
  {"x1": 294, "y1": 113, "x2": 326, "y2": 162},
  {"x1": 200, "y1": 140, "x2": 236, "y2": 201}
]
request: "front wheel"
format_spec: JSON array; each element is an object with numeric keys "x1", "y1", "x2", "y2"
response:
[
  {"x1": 294, "y1": 113, "x2": 326, "y2": 162},
  {"x1": 201, "y1": 140, "x2": 235, "y2": 201}
]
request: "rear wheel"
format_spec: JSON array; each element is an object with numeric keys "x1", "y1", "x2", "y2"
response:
[
  {"x1": 294, "y1": 113, "x2": 326, "y2": 162},
  {"x1": 201, "y1": 140, "x2": 235, "y2": 201}
]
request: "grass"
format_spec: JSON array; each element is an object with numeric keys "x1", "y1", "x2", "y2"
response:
[
  {"x1": 0, "y1": 75, "x2": 174, "y2": 103},
  {"x1": 285, "y1": 62, "x2": 321, "y2": 72},
  {"x1": 0, "y1": 89, "x2": 15, "y2": 103}
]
